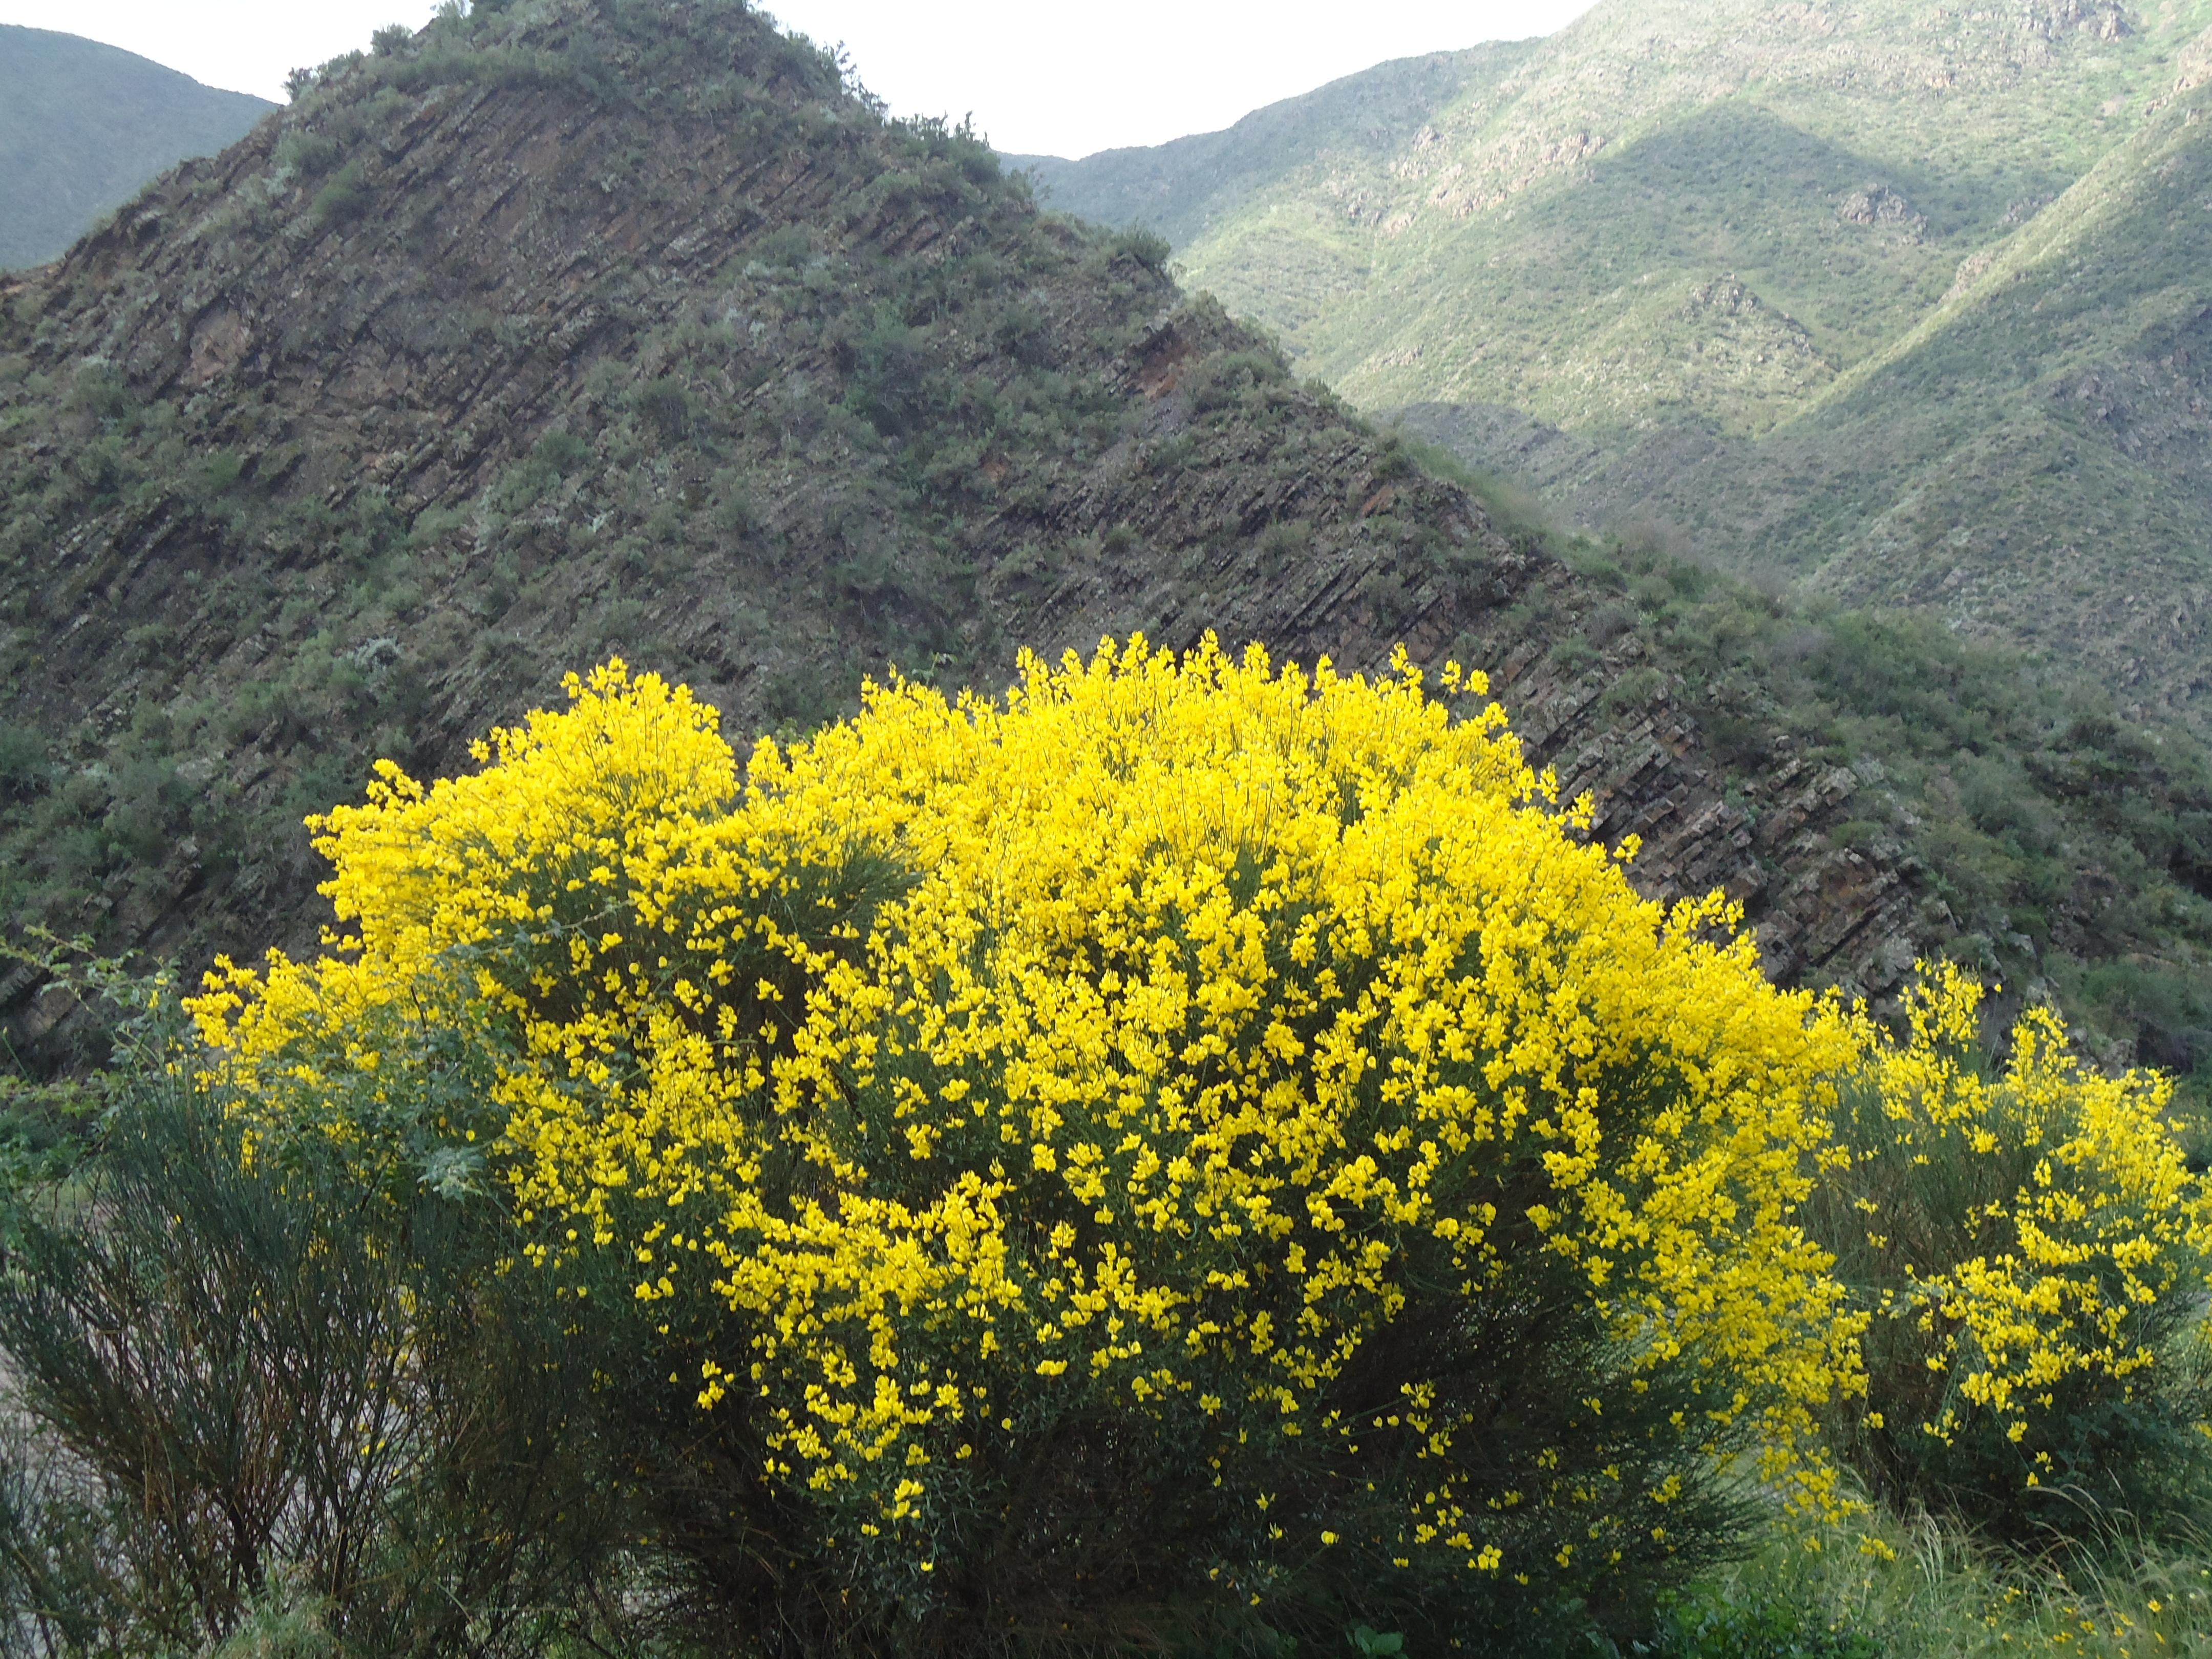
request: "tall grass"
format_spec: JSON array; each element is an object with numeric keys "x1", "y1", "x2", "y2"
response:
[{"x1": 1673, "y1": 1501, "x2": 2212, "y2": 1658}]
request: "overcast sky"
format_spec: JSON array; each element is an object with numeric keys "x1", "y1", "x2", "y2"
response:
[{"x1": 0, "y1": 0, "x2": 1594, "y2": 158}]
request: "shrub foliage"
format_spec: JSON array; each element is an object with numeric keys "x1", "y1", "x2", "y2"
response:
[
  {"x1": 0, "y1": 1012, "x2": 625, "y2": 1659},
  {"x1": 1812, "y1": 967, "x2": 2212, "y2": 1540},
  {"x1": 183, "y1": 640, "x2": 1871, "y2": 1651},
  {"x1": 0, "y1": 643, "x2": 2198, "y2": 1653}
]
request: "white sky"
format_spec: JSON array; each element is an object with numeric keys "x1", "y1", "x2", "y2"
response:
[{"x1": 0, "y1": 0, "x2": 1594, "y2": 158}]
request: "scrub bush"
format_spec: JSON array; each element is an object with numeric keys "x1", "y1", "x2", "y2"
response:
[
  {"x1": 1811, "y1": 965, "x2": 2212, "y2": 1543},
  {"x1": 192, "y1": 640, "x2": 1867, "y2": 1654},
  {"x1": 1636, "y1": 1581, "x2": 1878, "y2": 1658},
  {"x1": 309, "y1": 162, "x2": 371, "y2": 228},
  {"x1": 0, "y1": 990, "x2": 632, "y2": 1657}
]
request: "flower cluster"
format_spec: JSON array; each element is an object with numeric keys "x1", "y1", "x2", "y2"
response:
[
  {"x1": 192, "y1": 640, "x2": 1868, "y2": 1613},
  {"x1": 1822, "y1": 964, "x2": 2212, "y2": 1516}
]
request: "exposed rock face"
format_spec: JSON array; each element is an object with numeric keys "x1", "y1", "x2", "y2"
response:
[
  {"x1": 1836, "y1": 182, "x2": 1923, "y2": 231},
  {"x1": 0, "y1": 0, "x2": 1918, "y2": 1065},
  {"x1": 2029, "y1": 0, "x2": 2133, "y2": 40}
]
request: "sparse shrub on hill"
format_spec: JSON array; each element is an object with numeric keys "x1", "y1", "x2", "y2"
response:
[
  {"x1": 271, "y1": 130, "x2": 341, "y2": 182},
  {"x1": 308, "y1": 160, "x2": 370, "y2": 227},
  {"x1": 0, "y1": 721, "x2": 46, "y2": 799},
  {"x1": 1810, "y1": 965, "x2": 2212, "y2": 1544},
  {"x1": 1107, "y1": 226, "x2": 1173, "y2": 274},
  {"x1": 187, "y1": 641, "x2": 1869, "y2": 1655},
  {"x1": 0, "y1": 971, "x2": 634, "y2": 1659},
  {"x1": 1187, "y1": 347, "x2": 1291, "y2": 415}
]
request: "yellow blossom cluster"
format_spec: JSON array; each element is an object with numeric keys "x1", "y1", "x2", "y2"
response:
[
  {"x1": 1828, "y1": 964, "x2": 2212, "y2": 1483},
  {"x1": 190, "y1": 640, "x2": 1869, "y2": 1589}
]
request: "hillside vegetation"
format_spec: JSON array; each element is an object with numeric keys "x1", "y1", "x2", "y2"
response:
[
  {"x1": 11, "y1": 658, "x2": 2211, "y2": 1658},
  {"x1": 1022, "y1": 0, "x2": 2212, "y2": 730},
  {"x1": 0, "y1": 27, "x2": 271, "y2": 271},
  {"x1": 3, "y1": 0, "x2": 1926, "y2": 1056},
  {"x1": 0, "y1": 0, "x2": 2200, "y2": 1092}
]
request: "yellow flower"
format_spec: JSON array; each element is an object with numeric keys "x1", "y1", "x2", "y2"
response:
[
  {"x1": 191, "y1": 639, "x2": 1867, "y2": 1566},
  {"x1": 1830, "y1": 965, "x2": 2210, "y2": 1491}
]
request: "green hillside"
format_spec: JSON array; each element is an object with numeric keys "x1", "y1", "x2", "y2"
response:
[
  {"x1": 1011, "y1": 43, "x2": 1535, "y2": 257},
  {"x1": 1024, "y1": 0, "x2": 2212, "y2": 729},
  {"x1": 2, "y1": 0, "x2": 2204, "y2": 1095},
  {"x1": 1405, "y1": 86, "x2": 2212, "y2": 709},
  {"x1": 0, "y1": 26, "x2": 272, "y2": 271}
]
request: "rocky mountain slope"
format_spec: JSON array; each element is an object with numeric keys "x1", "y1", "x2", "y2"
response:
[
  {"x1": 0, "y1": 27, "x2": 271, "y2": 271},
  {"x1": 1021, "y1": 0, "x2": 2212, "y2": 732},
  {"x1": 0, "y1": 0, "x2": 2203, "y2": 1083}
]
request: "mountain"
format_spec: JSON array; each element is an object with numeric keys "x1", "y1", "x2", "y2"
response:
[
  {"x1": 0, "y1": 27, "x2": 272, "y2": 271},
  {"x1": 0, "y1": 0, "x2": 2203, "y2": 1087},
  {"x1": 1019, "y1": 0, "x2": 2212, "y2": 731},
  {"x1": 1399, "y1": 79, "x2": 2212, "y2": 713},
  {"x1": 1009, "y1": 43, "x2": 1538, "y2": 257}
]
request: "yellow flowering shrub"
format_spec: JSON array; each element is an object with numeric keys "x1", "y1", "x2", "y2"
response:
[
  {"x1": 1813, "y1": 964, "x2": 2212, "y2": 1539},
  {"x1": 192, "y1": 640, "x2": 1866, "y2": 1646}
]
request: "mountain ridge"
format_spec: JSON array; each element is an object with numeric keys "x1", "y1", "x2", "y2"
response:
[
  {"x1": 0, "y1": 0, "x2": 1942, "y2": 1065},
  {"x1": 1010, "y1": 42, "x2": 1537, "y2": 249}
]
